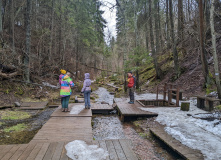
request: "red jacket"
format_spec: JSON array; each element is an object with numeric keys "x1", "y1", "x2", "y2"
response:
[{"x1": 128, "y1": 76, "x2": 135, "y2": 88}]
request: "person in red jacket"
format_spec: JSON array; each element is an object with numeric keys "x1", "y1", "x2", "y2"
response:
[{"x1": 127, "y1": 71, "x2": 136, "y2": 104}]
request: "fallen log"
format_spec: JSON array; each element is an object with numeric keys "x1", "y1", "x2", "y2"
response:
[{"x1": 0, "y1": 71, "x2": 18, "y2": 78}]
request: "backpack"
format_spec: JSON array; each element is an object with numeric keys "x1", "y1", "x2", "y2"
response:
[{"x1": 132, "y1": 76, "x2": 136, "y2": 88}]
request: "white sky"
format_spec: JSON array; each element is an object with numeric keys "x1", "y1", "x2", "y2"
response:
[{"x1": 100, "y1": 0, "x2": 117, "y2": 43}]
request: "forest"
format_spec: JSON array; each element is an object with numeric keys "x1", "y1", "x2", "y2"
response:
[
  {"x1": 0, "y1": 0, "x2": 221, "y2": 99},
  {"x1": 1, "y1": 1, "x2": 221, "y2": 159}
]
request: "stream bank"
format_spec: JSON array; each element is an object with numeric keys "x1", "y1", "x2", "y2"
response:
[{"x1": 0, "y1": 108, "x2": 55, "y2": 145}]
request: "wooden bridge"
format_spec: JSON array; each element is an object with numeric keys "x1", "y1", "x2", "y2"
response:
[{"x1": 0, "y1": 103, "x2": 138, "y2": 160}]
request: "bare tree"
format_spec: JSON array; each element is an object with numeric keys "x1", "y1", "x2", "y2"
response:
[
  {"x1": 169, "y1": 0, "x2": 180, "y2": 77},
  {"x1": 210, "y1": 0, "x2": 221, "y2": 99},
  {"x1": 149, "y1": 0, "x2": 160, "y2": 79},
  {"x1": 199, "y1": 0, "x2": 209, "y2": 85},
  {"x1": 24, "y1": 0, "x2": 32, "y2": 82}
]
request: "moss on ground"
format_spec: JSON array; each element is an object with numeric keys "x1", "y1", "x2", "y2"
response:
[
  {"x1": 0, "y1": 111, "x2": 31, "y2": 120},
  {"x1": 4, "y1": 123, "x2": 28, "y2": 132}
]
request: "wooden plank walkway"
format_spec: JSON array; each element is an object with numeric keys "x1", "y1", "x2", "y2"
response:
[
  {"x1": 19, "y1": 101, "x2": 48, "y2": 110},
  {"x1": 51, "y1": 104, "x2": 92, "y2": 117},
  {"x1": 0, "y1": 101, "x2": 139, "y2": 160},
  {"x1": 115, "y1": 101, "x2": 158, "y2": 122},
  {"x1": 30, "y1": 117, "x2": 93, "y2": 143},
  {"x1": 0, "y1": 139, "x2": 138, "y2": 160},
  {"x1": 91, "y1": 104, "x2": 114, "y2": 114},
  {"x1": 150, "y1": 124, "x2": 204, "y2": 160}
]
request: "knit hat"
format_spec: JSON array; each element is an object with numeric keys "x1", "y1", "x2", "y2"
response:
[{"x1": 60, "y1": 69, "x2": 66, "y2": 74}]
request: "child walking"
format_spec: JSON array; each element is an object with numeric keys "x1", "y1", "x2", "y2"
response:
[
  {"x1": 60, "y1": 72, "x2": 74, "y2": 112},
  {"x1": 81, "y1": 73, "x2": 92, "y2": 109}
]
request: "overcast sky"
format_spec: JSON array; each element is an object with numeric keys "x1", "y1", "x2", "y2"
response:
[{"x1": 100, "y1": 0, "x2": 117, "y2": 43}]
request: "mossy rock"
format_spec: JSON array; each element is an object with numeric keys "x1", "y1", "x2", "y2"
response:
[
  {"x1": 0, "y1": 111, "x2": 31, "y2": 120},
  {"x1": 181, "y1": 102, "x2": 190, "y2": 111},
  {"x1": 4, "y1": 123, "x2": 28, "y2": 132}
]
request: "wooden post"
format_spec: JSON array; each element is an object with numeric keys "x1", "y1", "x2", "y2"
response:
[
  {"x1": 163, "y1": 83, "x2": 167, "y2": 101},
  {"x1": 156, "y1": 85, "x2": 159, "y2": 106},
  {"x1": 156, "y1": 85, "x2": 159, "y2": 100},
  {"x1": 176, "y1": 87, "x2": 180, "y2": 107}
]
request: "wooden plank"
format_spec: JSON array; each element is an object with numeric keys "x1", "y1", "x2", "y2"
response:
[
  {"x1": 112, "y1": 140, "x2": 127, "y2": 160},
  {"x1": 31, "y1": 117, "x2": 93, "y2": 143},
  {"x1": 43, "y1": 142, "x2": 57, "y2": 160},
  {"x1": 35, "y1": 143, "x2": 50, "y2": 160},
  {"x1": 10, "y1": 144, "x2": 29, "y2": 160},
  {"x1": 98, "y1": 141, "x2": 110, "y2": 160},
  {"x1": 26, "y1": 143, "x2": 44, "y2": 160},
  {"x1": 150, "y1": 124, "x2": 204, "y2": 160},
  {"x1": 0, "y1": 145, "x2": 14, "y2": 159},
  {"x1": 18, "y1": 143, "x2": 37, "y2": 160},
  {"x1": 105, "y1": 140, "x2": 118, "y2": 160},
  {"x1": 1, "y1": 145, "x2": 20, "y2": 160},
  {"x1": 60, "y1": 145, "x2": 68, "y2": 160},
  {"x1": 119, "y1": 139, "x2": 138, "y2": 160},
  {"x1": 52, "y1": 142, "x2": 65, "y2": 160}
]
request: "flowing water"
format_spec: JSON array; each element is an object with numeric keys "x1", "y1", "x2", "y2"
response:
[{"x1": 93, "y1": 87, "x2": 184, "y2": 160}]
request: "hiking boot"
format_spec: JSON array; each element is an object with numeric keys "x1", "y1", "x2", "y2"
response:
[{"x1": 129, "y1": 101, "x2": 134, "y2": 104}]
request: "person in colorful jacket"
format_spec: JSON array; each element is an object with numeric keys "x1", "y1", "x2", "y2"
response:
[
  {"x1": 59, "y1": 69, "x2": 66, "y2": 85},
  {"x1": 81, "y1": 73, "x2": 92, "y2": 109},
  {"x1": 60, "y1": 72, "x2": 74, "y2": 112},
  {"x1": 127, "y1": 71, "x2": 136, "y2": 104}
]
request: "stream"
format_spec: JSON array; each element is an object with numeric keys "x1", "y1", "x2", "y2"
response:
[{"x1": 93, "y1": 87, "x2": 184, "y2": 160}]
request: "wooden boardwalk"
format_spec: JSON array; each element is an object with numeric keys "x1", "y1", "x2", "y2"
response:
[
  {"x1": 19, "y1": 101, "x2": 48, "y2": 110},
  {"x1": 91, "y1": 104, "x2": 114, "y2": 114},
  {"x1": 150, "y1": 124, "x2": 204, "y2": 160},
  {"x1": 115, "y1": 101, "x2": 158, "y2": 122},
  {"x1": 0, "y1": 139, "x2": 138, "y2": 160},
  {"x1": 0, "y1": 102, "x2": 141, "y2": 160},
  {"x1": 30, "y1": 117, "x2": 93, "y2": 143}
]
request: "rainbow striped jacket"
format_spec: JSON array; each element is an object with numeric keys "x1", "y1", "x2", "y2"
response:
[{"x1": 60, "y1": 75, "x2": 74, "y2": 97}]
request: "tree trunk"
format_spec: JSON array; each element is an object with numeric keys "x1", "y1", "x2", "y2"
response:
[
  {"x1": 145, "y1": 2, "x2": 149, "y2": 51},
  {"x1": 154, "y1": 0, "x2": 160, "y2": 78},
  {"x1": 49, "y1": 0, "x2": 54, "y2": 62},
  {"x1": 199, "y1": 0, "x2": 209, "y2": 85},
  {"x1": 210, "y1": 0, "x2": 221, "y2": 99},
  {"x1": 166, "y1": 0, "x2": 170, "y2": 48},
  {"x1": 134, "y1": 0, "x2": 139, "y2": 89},
  {"x1": 157, "y1": 1, "x2": 163, "y2": 50},
  {"x1": 9, "y1": 0, "x2": 15, "y2": 54},
  {"x1": 205, "y1": 0, "x2": 210, "y2": 28},
  {"x1": 0, "y1": 0, "x2": 2, "y2": 42},
  {"x1": 24, "y1": 0, "x2": 32, "y2": 82},
  {"x1": 169, "y1": 0, "x2": 180, "y2": 77},
  {"x1": 178, "y1": 0, "x2": 184, "y2": 43},
  {"x1": 149, "y1": 0, "x2": 160, "y2": 79}
]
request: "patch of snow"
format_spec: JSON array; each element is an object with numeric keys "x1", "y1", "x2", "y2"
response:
[
  {"x1": 139, "y1": 95, "x2": 221, "y2": 160},
  {"x1": 65, "y1": 140, "x2": 109, "y2": 160},
  {"x1": 42, "y1": 82, "x2": 59, "y2": 89},
  {"x1": 70, "y1": 105, "x2": 85, "y2": 114}
]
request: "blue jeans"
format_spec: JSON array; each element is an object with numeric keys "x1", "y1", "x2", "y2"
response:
[
  {"x1": 61, "y1": 96, "x2": 70, "y2": 108},
  {"x1": 84, "y1": 90, "x2": 91, "y2": 108}
]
